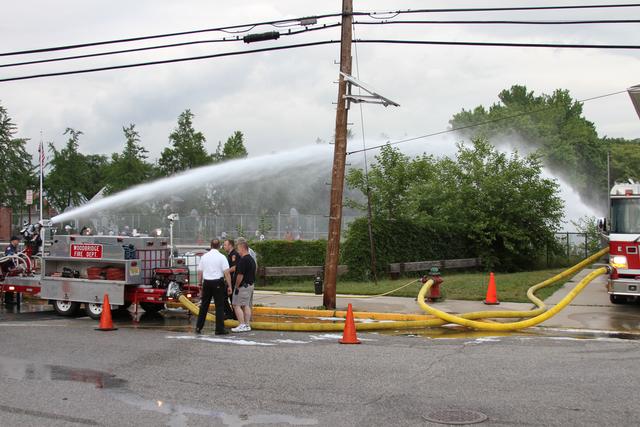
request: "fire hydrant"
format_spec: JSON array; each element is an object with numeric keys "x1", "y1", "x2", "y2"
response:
[{"x1": 421, "y1": 267, "x2": 443, "y2": 302}]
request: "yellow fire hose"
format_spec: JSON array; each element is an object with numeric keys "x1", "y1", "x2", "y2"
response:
[
  {"x1": 176, "y1": 247, "x2": 609, "y2": 332},
  {"x1": 419, "y1": 267, "x2": 608, "y2": 331}
]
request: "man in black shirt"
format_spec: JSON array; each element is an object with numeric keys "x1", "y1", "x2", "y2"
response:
[
  {"x1": 231, "y1": 240, "x2": 256, "y2": 333},
  {"x1": 223, "y1": 239, "x2": 239, "y2": 320}
]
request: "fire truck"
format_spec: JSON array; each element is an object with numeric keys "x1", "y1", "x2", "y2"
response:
[
  {"x1": 605, "y1": 182, "x2": 640, "y2": 304},
  {"x1": 0, "y1": 234, "x2": 199, "y2": 318}
]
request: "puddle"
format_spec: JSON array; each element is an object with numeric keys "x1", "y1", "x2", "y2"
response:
[
  {"x1": 380, "y1": 326, "x2": 521, "y2": 341},
  {"x1": 107, "y1": 389, "x2": 318, "y2": 427},
  {"x1": 534, "y1": 327, "x2": 640, "y2": 342},
  {"x1": 382, "y1": 325, "x2": 640, "y2": 343},
  {"x1": 0, "y1": 356, "x2": 126, "y2": 389}
]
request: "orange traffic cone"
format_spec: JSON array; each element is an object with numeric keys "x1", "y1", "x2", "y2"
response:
[
  {"x1": 95, "y1": 293, "x2": 118, "y2": 331},
  {"x1": 339, "y1": 303, "x2": 361, "y2": 344},
  {"x1": 483, "y1": 272, "x2": 500, "y2": 305}
]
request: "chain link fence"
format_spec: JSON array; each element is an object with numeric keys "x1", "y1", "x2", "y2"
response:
[
  {"x1": 10, "y1": 212, "x2": 358, "y2": 243},
  {"x1": 9, "y1": 211, "x2": 596, "y2": 266}
]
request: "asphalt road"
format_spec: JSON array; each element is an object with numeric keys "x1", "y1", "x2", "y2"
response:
[{"x1": 1, "y1": 307, "x2": 640, "y2": 427}]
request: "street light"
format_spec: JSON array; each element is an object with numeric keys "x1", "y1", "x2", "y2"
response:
[{"x1": 628, "y1": 84, "x2": 640, "y2": 120}]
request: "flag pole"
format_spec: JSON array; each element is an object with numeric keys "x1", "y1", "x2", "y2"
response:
[{"x1": 39, "y1": 132, "x2": 44, "y2": 253}]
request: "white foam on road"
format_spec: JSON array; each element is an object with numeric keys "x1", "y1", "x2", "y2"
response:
[
  {"x1": 357, "y1": 319, "x2": 395, "y2": 324},
  {"x1": 464, "y1": 337, "x2": 501, "y2": 345},
  {"x1": 271, "y1": 339, "x2": 310, "y2": 344},
  {"x1": 309, "y1": 317, "x2": 394, "y2": 324},
  {"x1": 168, "y1": 335, "x2": 276, "y2": 346},
  {"x1": 308, "y1": 333, "x2": 376, "y2": 342}
]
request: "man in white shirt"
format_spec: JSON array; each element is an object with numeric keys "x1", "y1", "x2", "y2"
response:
[{"x1": 195, "y1": 239, "x2": 232, "y2": 335}]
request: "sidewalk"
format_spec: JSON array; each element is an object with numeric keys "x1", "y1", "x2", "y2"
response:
[
  {"x1": 538, "y1": 268, "x2": 640, "y2": 332},
  {"x1": 254, "y1": 268, "x2": 640, "y2": 333},
  {"x1": 254, "y1": 290, "x2": 532, "y2": 315}
]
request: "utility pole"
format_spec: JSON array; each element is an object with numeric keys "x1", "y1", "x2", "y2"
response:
[{"x1": 323, "y1": 0, "x2": 353, "y2": 309}]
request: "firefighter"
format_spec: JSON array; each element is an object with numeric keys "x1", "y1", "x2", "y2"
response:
[
  {"x1": 195, "y1": 239, "x2": 232, "y2": 335},
  {"x1": 222, "y1": 239, "x2": 239, "y2": 320},
  {"x1": 1, "y1": 236, "x2": 20, "y2": 275},
  {"x1": 4, "y1": 236, "x2": 20, "y2": 257}
]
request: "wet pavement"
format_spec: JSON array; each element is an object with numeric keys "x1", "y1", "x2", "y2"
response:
[
  {"x1": 3, "y1": 309, "x2": 640, "y2": 426},
  {"x1": 3, "y1": 268, "x2": 640, "y2": 337},
  {"x1": 2, "y1": 270, "x2": 640, "y2": 425}
]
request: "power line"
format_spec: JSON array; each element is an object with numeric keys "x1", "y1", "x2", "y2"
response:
[
  {"x1": 363, "y1": 3, "x2": 640, "y2": 17},
  {"x1": 354, "y1": 39, "x2": 640, "y2": 50},
  {"x1": 346, "y1": 90, "x2": 629, "y2": 156},
  {"x1": 5, "y1": 16, "x2": 636, "y2": 69},
  {"x1": 3, "y1": 37, "x2": 638, "y2": 83},
  {"x1": 0, "y1": 40, "x2": 339, "y2": 83},
  {"x1": 355, "y1": 19, "x2": 640, "y2": 26},
  {"x1": 0, "y1": 23, "x2": 341, "y2": 69},
  {"x1": 4, "y1": 3, "x2": 639, "y2": 57},
  {"x1": 0, "y1": 13, "x2": 345, "y2": 57}
]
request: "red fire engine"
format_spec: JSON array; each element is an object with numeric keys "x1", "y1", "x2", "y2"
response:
[
  {"x1": 606, "y1": 182, "x2": 640, "y2": 304},
  {"x1": 0, "y1": 234, "x2": 199, "y2": 318}
]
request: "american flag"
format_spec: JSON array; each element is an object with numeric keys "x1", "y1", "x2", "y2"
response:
[{"x1": 38, "y1": 141, "x2": 45, "y2": 175}]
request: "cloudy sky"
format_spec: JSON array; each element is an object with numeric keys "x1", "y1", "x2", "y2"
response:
[{"x1": 2, "y1": 0, "x2": 639, "y2": 162}]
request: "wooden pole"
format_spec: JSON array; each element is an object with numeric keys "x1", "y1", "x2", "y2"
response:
[{"x1": 323, "y1": 0, "x2": 353, "y2": 309}]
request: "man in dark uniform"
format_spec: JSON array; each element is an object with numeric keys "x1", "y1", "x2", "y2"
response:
[
  {"x1": 4, "y1": 236, "x2": 20, "y2": 257},
  {"x1": 2, "y1": 236, "x2": 20, "y2": 273},
  {"x1": 223, "y1": 239, "x2": 239, "y2": 320}
]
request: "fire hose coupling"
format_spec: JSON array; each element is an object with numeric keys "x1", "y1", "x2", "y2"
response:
[{"x1": 166, "y1": 281, "x2": 182, "y2": 299}]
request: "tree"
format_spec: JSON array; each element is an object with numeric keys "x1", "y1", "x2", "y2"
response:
[
  {"x1": 0, "y1": 103, "x2": 35, "y2": 211},
  {"x1": 215, "y1": 131, "x2": 248, "y2": 161},
  {"x1": 417, "y1": 139, "x2": 564, "y2": 269},
  {"x1": 105, "y1": 124, "x2": 153, "y2": 194},
  {"x1": 158, "y1": 110, "x2": 212, "y2": 175},
  {"x1": 449, "y1": 85, "x2": 607, "y2": 208},
  {"x1": 346, "y1": 145, "x2": 431, "y2": 219},
  {"x1": 346, "y1": 139, "x2": 564, "y2": 270},
  {"x1": 84, "y1": 154, "x2": 109, "y2": 198},
  {"x1": 605, "y1": 137, "x2": 640, "y2": 184},
  {"x1": 45, "y1": 128, "x2": 108, "y2": 212}
]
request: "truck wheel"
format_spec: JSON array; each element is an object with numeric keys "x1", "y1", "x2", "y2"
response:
[
  {"x1": 52, "y1": 300, "x2": 80, "y2": 316},
  {"x1": 85, "y1": 302, "x2": 103, "y2": 320},
  {"x1": 139, "y1": 302, "x2": 163, "y2": 314},
  {"x1": 610, "y1": 294, "x2": 627, "y2": 304}
]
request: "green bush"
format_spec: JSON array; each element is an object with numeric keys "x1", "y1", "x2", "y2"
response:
[
  {"x1": 341, "y1": 217, "x2": 473, "y2": 279},
  {"x1": 250, "y1": 240, "x2": 327, "y2": 267}
]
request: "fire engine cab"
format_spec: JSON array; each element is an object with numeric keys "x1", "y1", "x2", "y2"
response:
[{"x1": 606, "y1": 182, "x2": 640, "y2": 303}]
